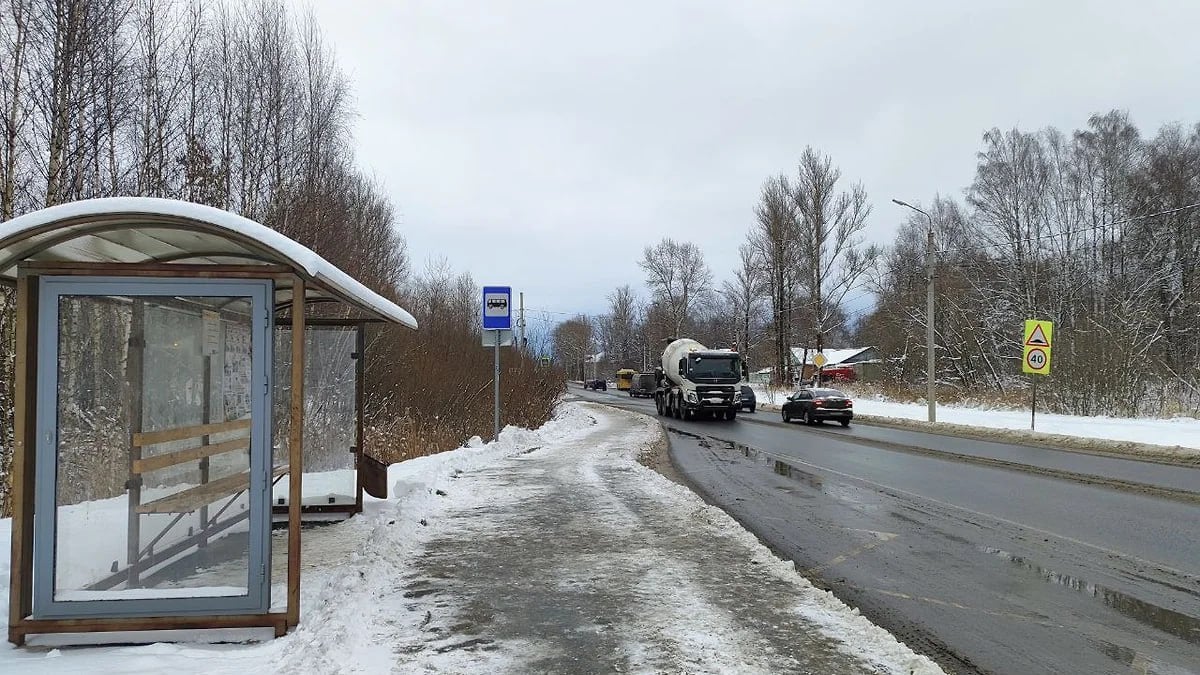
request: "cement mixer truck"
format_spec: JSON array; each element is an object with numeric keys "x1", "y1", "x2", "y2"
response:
[{"x1": 655, "y1": 338, "x2": 744, "y2": 421}]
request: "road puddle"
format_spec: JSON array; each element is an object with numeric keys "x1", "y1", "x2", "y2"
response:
[
  {"x1": 980, "y1": 547, "x2": 1200, "y2": 647},
  {"x1": 667, "y1": 427, "x2": 826, "y2": 491}
]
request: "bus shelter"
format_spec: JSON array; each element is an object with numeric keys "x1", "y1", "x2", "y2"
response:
[{"x1": 0, "y1": 198, "x2": 416, "y2": 644}]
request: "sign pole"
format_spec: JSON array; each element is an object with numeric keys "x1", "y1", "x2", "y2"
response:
[
  {"x1": 482, "y1": 285, "x2": 512, "y2": 441},
  {"x1": 494, "y1": 330, "x2": 501, "y2": 440},
  {"x1": 1031, "y1": 378, "x2": 1037, "y2": 431}
]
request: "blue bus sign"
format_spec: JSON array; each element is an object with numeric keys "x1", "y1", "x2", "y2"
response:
[{"x1": 482, "y1": 286, "x2": 512, "y2": 330}]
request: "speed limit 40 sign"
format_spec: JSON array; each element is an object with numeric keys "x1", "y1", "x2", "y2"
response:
[{"x1": 1022, "y1": 320, "x2": 1053, "y2": 375}]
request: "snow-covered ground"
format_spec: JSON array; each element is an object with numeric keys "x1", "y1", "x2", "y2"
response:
[
  {"x1": 0, "y1": 402, "x2": 942, "y2": 674},
  {"x1": 750, "y1": 385, "x2": 1200, "y2": 451}
]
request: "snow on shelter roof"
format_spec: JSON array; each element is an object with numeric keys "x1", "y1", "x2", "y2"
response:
[{"x1": 0, "y1": 197, "x2": 417, "y2": 328}]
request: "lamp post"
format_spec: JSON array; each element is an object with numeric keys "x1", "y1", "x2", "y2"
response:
[{"x1": 892, "y1": 199, "x2": 937, "y2": 424}]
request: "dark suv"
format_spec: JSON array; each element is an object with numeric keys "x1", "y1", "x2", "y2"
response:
[
  {"x1": 583, "y1": 378, "x2": 607, "y2": 391},
  {"x1": 782, "y1": 388, "x2": 853, "y2": 427},
  {"x1": 739, "y1": 385, "x2": 756, "y2": 412},
  {"x1": 630, "y1": 373, "x2": 656, "y2": 398}
]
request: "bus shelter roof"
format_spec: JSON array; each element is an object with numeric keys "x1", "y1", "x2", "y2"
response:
[{"x1": 0, "y1": 197, "x2": 416, "y2": 328}]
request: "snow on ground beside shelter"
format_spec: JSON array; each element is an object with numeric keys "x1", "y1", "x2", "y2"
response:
[
  {"x1": 0, "y1": 406, "x2": 596, "y2": 674},
  {"x1": 750, "y1": 384, "x2": 1200, "y2": 451},
  {"x1": 0, "y1": 402, "x2": 940, "y2": 673}
]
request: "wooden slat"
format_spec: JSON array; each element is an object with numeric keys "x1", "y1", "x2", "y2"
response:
[
  {"x1": 11, "y1": 612, "x2": 288, "y2": 638},
  {"x1": 133, "y1": 419, "x2": 250, "y2": 447},
  {"x1": 8, "y1": 272, "x2": 37, "y2": 646},
  {"x1": 136, "y1": 465, "x2": 288, "y2": 514},
  {"x1": 132, "y1": 438, "x2": 251, "y2": 474}
]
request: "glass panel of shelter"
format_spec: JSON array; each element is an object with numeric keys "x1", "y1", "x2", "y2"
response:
[
  {"x1": 35, "y1": 278, "x2": 271, "y2": 617},
  {"x1": 271, "y1": 325, "x2": 360, "y2": 513}
]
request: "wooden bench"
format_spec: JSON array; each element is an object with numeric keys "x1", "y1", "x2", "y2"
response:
[{"x1": 131, "y1": 419, "x2": 285, "y2": 514}]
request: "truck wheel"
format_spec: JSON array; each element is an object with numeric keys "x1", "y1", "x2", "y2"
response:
[
  {"x1": 682, "y1": 406, "x2": 693, "y2": 421},
  {"x1": 727, "y1": 410, "x2": 737, "y2": 421}
]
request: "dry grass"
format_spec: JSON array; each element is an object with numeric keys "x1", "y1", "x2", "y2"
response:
[{"x1": 362, "y1": 322, "x2": 563, "y2": 465}]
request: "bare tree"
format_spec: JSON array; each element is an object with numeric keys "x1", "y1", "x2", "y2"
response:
[
  {"x1": 724, "y1": 242, "x2": 766, "y2": 365},
  {"x1": 553, "y1": 315, "x2": 594, "y2": 380},
  {"x1": 597, "y1": 285, "x2": 639, "y2": 370},
  {"x1": 792, "y1": 147, "x2": 879, "y2": 371},
  {"x1": 749, "y1": 174, "x2": 799, "y2": 383},
  {"x1": 638, "y1": 237, "x2": 712, "y2": 338},
  {"x1": 1, "y1": 0, "x2": 34, "y2": 219}
]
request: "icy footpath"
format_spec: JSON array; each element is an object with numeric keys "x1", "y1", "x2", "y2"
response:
[
  {"x1": 284, "y1": 402, "x2": 942, "y2": 674},
  {"x1": 0, "y1": 402, "x2": 942, "y2": 674}
]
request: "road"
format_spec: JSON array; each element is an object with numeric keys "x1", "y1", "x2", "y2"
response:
[{"x1": 571, "y1": 384, "x2": 1200, "y2": 675}]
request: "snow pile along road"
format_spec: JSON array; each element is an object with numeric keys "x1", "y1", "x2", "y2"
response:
[
  {"x1": 750, "y1": 384, "x2": 1200, "y2": 455},
  {"x1": 0, "y1": 402, "x2": 941, "y2": 674}
]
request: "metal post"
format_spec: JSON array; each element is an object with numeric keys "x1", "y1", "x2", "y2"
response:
[
  {"x1": 1031, "y1": 379, "x2": 1037, "y2": 431},
  {"x1": 493, "y1": 330, "x2": 500, "y2": 440},
  {"x1": 926, "y1": 221, "x2": 936, "y2": 424},
  {"x1": 518, "y1": 292, "x2": 526, "y2": 352}
]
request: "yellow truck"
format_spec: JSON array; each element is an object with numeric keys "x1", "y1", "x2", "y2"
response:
[{"x1": 614, "y1": 369, "x2": 637, "y2": 391}]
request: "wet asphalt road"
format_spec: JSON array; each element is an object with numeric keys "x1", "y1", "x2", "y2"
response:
[{"x1": 572, "y1": 385, "x2": 1200, "y2": 675}]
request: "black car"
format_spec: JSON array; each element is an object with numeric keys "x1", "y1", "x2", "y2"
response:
[
  {"x1": 781, "y1": 388, "x2": 853, "y2": 427},
  {"x1": 583, "y1": 378, "x2": 607, "y2": 391},
  {"x1": 739, "y1": 385, "x2": 756, "y2": 412}
]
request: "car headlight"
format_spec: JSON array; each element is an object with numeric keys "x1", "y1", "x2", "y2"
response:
[
  {"x1": 733, "y1": 392, "x2": 742, "y2": 402},
  {"x1": 684, "y1": 391, "x2": 698, "y2": 403}
]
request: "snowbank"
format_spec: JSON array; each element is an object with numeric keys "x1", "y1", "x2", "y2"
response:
[{"x1": 751, "y1": 384, "x2": 1200, "y2": 455}]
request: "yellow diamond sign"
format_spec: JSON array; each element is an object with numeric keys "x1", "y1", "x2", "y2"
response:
[
  {"x1": 1022, "y1": 320, "x2": 1053, "y2": 375},
  {"x1": 813, "y1": 352, "x2": 828, "y2": 368}
]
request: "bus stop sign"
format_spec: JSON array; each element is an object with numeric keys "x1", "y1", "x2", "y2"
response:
[{"x1": 482, "y1": 286, "x2": 512, "y2": 330}]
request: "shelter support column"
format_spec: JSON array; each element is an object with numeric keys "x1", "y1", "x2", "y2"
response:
[
  {"x1": 286, "y1": 278, "x2": 305, "y2": 628},
  {"x1": 125, "y1": 300, "x2": 145, "y2": 585},
  {"x1": 8, "y1": 272, "x2": 38, "y2": 645},
  {"x1": 355, "y1": 325, "x2": 365, "y2": 513}
]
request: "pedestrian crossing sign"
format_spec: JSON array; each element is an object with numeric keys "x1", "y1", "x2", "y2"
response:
[{"x1": 1022, "y1": 320, "x2": 1053, "y2": 374}]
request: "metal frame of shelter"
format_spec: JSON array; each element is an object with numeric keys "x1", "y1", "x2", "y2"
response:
[{"x1": 1, "y1": 198, "x2": 417, "y2": 645}]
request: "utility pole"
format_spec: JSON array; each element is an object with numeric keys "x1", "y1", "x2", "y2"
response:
[
  {"x1": 893, "y1": 199, "x2": 937, "y2": 423},
  {"x1": 518, "y1": 292, "x2": 526, "y2": 351}
]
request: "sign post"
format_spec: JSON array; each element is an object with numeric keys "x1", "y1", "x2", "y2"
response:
[
  {"x1": 483, "y1": 286, "x2": 512, "y2": 440},
  {"x1": 1022, "y1": 319, "x2": 1054, "y2": 430}
]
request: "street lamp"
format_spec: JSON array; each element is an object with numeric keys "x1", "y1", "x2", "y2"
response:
[{"x1": 892, "y1": 198, "x2": 937, "y2": 424}]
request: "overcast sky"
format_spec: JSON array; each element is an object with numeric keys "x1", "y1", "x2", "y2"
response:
[{"x1": 295, "y1": 1, "x2": 1200, "y2": 325}]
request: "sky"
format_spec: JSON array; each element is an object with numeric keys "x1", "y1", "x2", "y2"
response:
[{"x1": 293, "y1": 0, "x2": 1200, "y2": 326}]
